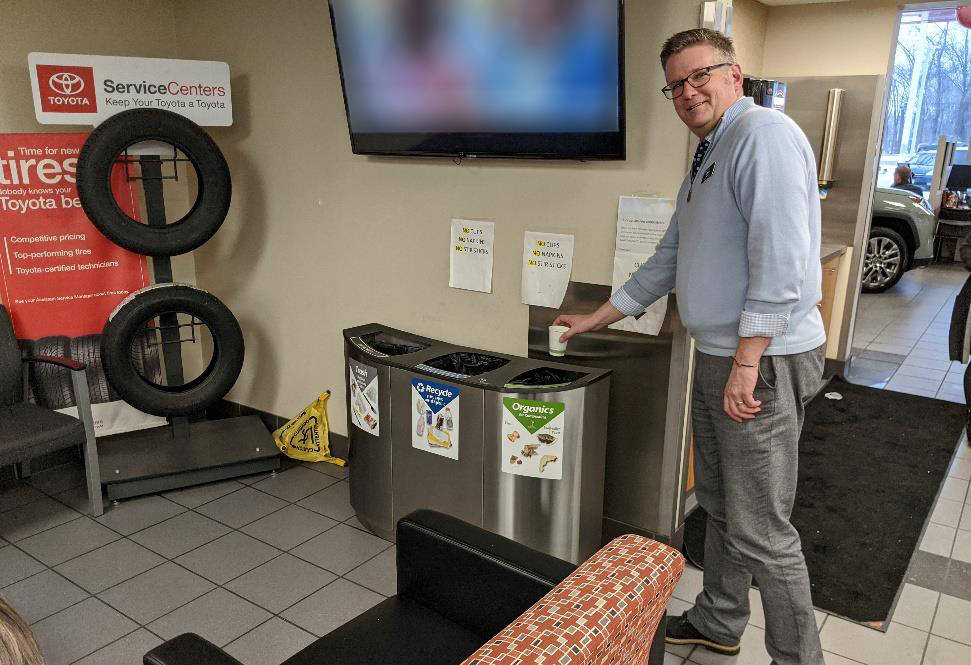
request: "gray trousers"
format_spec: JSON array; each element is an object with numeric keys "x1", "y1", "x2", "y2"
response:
[{"x1": 686, "y1": 346, "x2": 825, "y2": 665}]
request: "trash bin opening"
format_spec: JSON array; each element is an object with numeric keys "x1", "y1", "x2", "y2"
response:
[
  {"x1": 423, "y1": 352, "x2": 510, "y2": 377},
  {"x1": 505, "y1": 367, "x2": 587, "y2": 388},
  {"x1": 360, "y1": 332, "x2": 430, "y2": 356}
]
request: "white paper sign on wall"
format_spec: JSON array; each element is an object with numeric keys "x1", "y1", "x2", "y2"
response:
[
  {"x1": 28, "y1": 52, "x2": 232, "y2": 126},
  {"x1": 609, "y1": 197, "x2": 675, "y2": 336},
  {"x1": 449, "y1": 219, "x2": 494, "y2": 293},
  {"x1": 701, "y1": 0, "x2": 733, "y2": 35},
  {"x1": 521, "y1": 231, "x2": 574, "y2": 308}
]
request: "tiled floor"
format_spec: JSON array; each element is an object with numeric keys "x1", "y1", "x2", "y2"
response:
[
  {"x1": 3, "y1": 448, "x2": 967, "y2": 664},
  {"x1": 847, "y1": 262, "x2": 967, "y2": 402},
  {"x1": 663, "y1": 433, "x2": 971, "y2": 665},
  {"x1": 0, "y1": 458, "x2": 396, "y2": 665}
]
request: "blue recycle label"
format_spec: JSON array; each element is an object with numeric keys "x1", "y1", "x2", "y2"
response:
[{"x1": 412, "y1": 378, "x2": 459, "y2": 414}]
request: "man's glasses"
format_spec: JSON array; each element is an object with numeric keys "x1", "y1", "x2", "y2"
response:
[{"x1": 661, "y1": 63, "x2": 733, "y2": 100}]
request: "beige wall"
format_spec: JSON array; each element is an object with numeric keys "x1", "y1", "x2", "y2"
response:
[
  {"x1": 172, "y1": 0, "x2": 701, "y2": 432},
  {"x1": 732, "y1": 0, "x2": 768, "y2": 77},
  {"x1": 0, "y1": 1, "x2": 179, "y2": 132},
  {"x1": 762, "y1": 0, "x2": 900, "y2": 78}
]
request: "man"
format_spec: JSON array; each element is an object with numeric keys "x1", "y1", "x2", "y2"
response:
[
  {"x1": 892, "y1": 164, "x2": 924, "y2": 196},
  {"x1": 554, "y1": 29, "x2": 825, "y2": 665}
]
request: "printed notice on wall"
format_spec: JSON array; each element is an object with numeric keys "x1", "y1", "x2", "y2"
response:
[
  {"x1": 449, "y1": 219, "x2": 494, "y2": 293},
  {"x1": 610, "y1": 197, "x2": 675, "y2": 336},
  {"x1": 349, "y1": 359, "x2": 380, "y2": 436},
  {"x1": 501, "y1": 398, "x2": 565, "y2": 480},
  {"x1": 28, "y1": 52, "x2": 232, "y2": 126},
  {"x1": 0, "y1": 133, "x2": 149, "y2": 338},
  {"x1": 0, "y1": 132, "x2": 164, "y2": 437},
  {"x1": 412, "y1": 378, "x2": 459, "y2": 460},
  {"x1": 521, "y1": 232, "x2": 574, "y2": 308}
]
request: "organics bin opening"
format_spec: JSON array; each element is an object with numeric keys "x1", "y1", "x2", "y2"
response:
[{"x1": 505, "y1": 367, "x2": 587, "y2": 388}]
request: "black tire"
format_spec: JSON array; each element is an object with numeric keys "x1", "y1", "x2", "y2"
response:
[
  {"x1": 101, "y1": 284, "x2": 244, "y2": 417},
  {"x1": 77, "y1": 108, "x2": 231, "y2": 257},
  {"x1": 69, "y1": 335, "x2": 118, "y2": 404},
  {"x1": 862, "y1": 227, "x2": 910, "y2": 294},
  {"x1": 31, "y1": 336, "x2": 75, "y2": 409}
]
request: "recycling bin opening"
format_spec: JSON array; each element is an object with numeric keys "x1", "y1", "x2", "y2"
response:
[
  {"x1": 419, "y1": 352, "x2": 509, "y2": 377},
  {"x1": 358, "y1": 331, "x2": 430, "y2": 356},
  {"x1": 504, "y1": 367, "x2": 587, "y2": 388}
]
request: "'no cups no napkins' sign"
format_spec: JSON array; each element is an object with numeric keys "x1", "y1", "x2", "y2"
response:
[{"x1": 28, "y1": 52, "x2": 232, "y2": 126}]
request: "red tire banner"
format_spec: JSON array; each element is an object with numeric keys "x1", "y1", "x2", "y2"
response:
[{"x1": 0, "y1": 133, "x2": 149, "y2": 338}]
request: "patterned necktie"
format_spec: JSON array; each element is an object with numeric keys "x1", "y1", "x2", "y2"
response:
[{"x1": 691, "y1": 139, "x2": 711, "y2": 180}]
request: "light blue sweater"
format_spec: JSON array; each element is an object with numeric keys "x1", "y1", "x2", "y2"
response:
[{"x1": 610, "y1": 97, "x2": 826, "y2": 356}]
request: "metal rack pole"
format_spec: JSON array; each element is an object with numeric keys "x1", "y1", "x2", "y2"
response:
[{"x1": 138, "y1": 155, "x2": 189, "y2": 442}]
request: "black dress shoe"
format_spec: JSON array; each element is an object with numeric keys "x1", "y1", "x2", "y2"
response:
[{"x1": 664, "y1": 611, "x2": 741, "y2": 655}]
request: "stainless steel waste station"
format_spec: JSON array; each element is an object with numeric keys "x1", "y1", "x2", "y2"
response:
[{"x1": 344, "y1": 323, "x2": 610, "y2": 563}]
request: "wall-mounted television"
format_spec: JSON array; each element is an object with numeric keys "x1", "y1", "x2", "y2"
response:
[{"x1": 328, "y1": 0, "x2": 625, "y2": 160}]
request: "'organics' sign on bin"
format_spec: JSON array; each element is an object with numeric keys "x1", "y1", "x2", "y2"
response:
[{"x1": 501, "y1": 398, "x2": 565, "y2": 479}]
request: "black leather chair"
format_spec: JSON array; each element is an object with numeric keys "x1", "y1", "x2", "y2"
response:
[
  {"x1": 145, "y1": 510, "x2": 675, "y2": 665},
  {"x1": 0, "y1": 305, "x2": 102, "y2": 516}
]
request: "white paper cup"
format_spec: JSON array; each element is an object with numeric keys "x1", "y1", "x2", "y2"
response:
[{"x1": 548, "y1": 325, "x2": 569, "y2": 357}]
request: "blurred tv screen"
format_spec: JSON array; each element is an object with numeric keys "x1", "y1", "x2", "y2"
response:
[{"x1": 328, "y1": 0, "x2": 625, "y2": 159}]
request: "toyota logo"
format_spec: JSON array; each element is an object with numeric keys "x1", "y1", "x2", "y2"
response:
[{"x1": 48, "y1": 72, "x2": 84, "y2": 95}]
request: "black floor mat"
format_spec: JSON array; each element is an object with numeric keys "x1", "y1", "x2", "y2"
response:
[{"x1": 682, "y1": 376, "x2": 966, "y2": 626}]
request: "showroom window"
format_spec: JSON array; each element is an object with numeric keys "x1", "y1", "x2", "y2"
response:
[{"x1": 878, "y1": 7, "x2": 971, "y2": 190}]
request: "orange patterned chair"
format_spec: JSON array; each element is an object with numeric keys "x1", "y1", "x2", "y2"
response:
[{"x1": 462, "y1": 534, "x2": 683, "y2": 665}]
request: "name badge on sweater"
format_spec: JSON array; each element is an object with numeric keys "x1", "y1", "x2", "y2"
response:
[{"x1": 701, "y1": 163, "x2": 716, "y2": 183}]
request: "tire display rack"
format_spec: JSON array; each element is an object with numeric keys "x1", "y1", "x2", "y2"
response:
[{"x1": 81, "y1": 111, "x2": 279, "y2": 501}]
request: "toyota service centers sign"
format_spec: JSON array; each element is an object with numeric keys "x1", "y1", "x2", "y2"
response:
[{"x1": 28, "y1": 52, "x2": 232, "y2": 126}]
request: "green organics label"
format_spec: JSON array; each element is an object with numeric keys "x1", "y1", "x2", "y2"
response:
[{"x1": 502, "y1": 397, "x2": 565, "y2": 434}]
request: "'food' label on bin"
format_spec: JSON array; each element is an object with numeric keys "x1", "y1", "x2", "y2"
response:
[
  {"x1": 349, "y1": 359, "x2": 380, "y2": 436},
  {"x1": 502, "y1": 398, "x2": 565, "y2": 480},
  {"x1": 411, "y1": 379, "x2": 459, "y2": 460}
]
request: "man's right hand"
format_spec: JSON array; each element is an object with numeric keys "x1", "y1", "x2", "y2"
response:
[
  {"x1": 551, "y1": 314, "x2": 596, "y2": 342},
  {"x1": 553, "y1": 302, "x2": 627, "y2": 342}
]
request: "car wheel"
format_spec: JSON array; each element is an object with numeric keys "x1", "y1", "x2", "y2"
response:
[
  {"x1": 77, "y1": 108, "x2": 231, "y2": 257},
  {"x1": 101, "y1": 283, "x2": 244, "y2": 417},
  {"x1": 862, "y1": 227, "x2": 910, "y2": 293}
]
